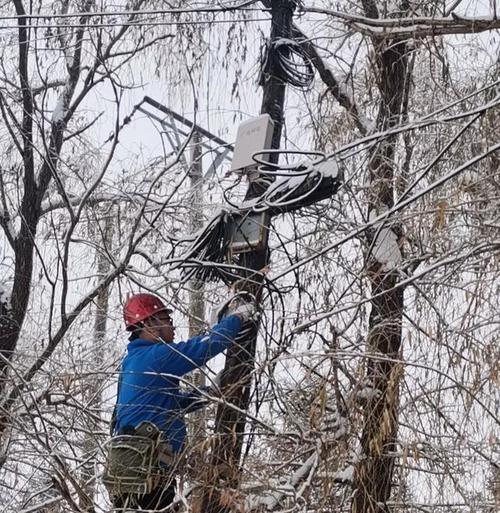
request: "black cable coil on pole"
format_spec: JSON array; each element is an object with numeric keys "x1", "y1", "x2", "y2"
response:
[{"x1": 260, "y1": 37, "x2": 314, "y2": 90}]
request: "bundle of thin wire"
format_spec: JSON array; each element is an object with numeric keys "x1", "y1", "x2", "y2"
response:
[
  {"x1": 260, "y1": 37, "x2": 314, "y2": 89},
  {"x1": 178, "y1": 151, "x2": 341, "y2": 283},
  {"x1": 177, "y1": 212, "x2": 235, "y2": 284},
  {"x1": 235, "y1": 150, "x2": 342, "y2": 214}
]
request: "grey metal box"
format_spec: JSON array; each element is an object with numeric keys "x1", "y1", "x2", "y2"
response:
[{"x1": 229, "y1": 212, "x2": 269, "y2": 253}]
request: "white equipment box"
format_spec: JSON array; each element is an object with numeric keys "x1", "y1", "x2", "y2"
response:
[{"x1": 230, "y1": 114, "x2": 274, "y2": 173}]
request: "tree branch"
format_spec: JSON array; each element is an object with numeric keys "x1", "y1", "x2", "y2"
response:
[
  {"x1": 291, "y1": 25, "x2": 371, "y2": 135},
  {"x1": 302, "y1": 7, "x2": 500, "y2": 37}
]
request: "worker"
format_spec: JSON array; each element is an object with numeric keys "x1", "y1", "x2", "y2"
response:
[{"x1": 105, "y1": 292, "x2": 255, "y2": 511}]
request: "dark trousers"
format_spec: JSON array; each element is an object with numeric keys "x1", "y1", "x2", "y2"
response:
[{"x1": 113, "y1": 479, "x2": 176, "y2": 511}]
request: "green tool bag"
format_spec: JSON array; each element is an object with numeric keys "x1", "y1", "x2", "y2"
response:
[{"x1": 103, "y1": 421, "x2": 172, "y2": 496}]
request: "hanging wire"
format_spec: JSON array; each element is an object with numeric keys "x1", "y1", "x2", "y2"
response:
[
  {"x1": 0, "y1": 2, "x2": 260, "y2": 21},
  {"x1": 0, "y1": 16, "x2": 267, "y2": 31},
  {"x1": 173, "y1": 149, "x2": 342, "y2": 285},
  {"x1": 239, "y1": 149, "x2": 343, "y2": 215},
  {"x1": 260, "y1": 37, "x2": 315, "y2": 90}
]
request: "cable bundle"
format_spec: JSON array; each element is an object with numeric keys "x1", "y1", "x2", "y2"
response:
[
  {"x1": 265, "y1": 168, "x2": 334, "y2": 215},
  {"x1": 176, "y1": 154, "x2": 342, "y2": 284},
  {"x1": 176, "y1": 211, "x2": 237, "y2": 285},
  {"x1": 240, "y1": 151, "x2": 343, "y2": 215},
  {"x1": 260, "y1": 37, "x2": 314, "y2": 89}
]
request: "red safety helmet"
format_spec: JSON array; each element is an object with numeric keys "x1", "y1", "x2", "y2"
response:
[{"x1": 123, "y1": 293, "x2": 172, "y2": 331}]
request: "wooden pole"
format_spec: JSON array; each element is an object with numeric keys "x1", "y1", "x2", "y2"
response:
[{"x1": 200, "y1": 2, "x2": 296, "y2": 512}]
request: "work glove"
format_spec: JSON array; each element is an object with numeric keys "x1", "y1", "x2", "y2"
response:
[
  {"x1": 225, "y1": 295, "x2": 259, "y2": 323},
  {"x1": 211, "y1": 292, "x2": 259, "y2": 324}
]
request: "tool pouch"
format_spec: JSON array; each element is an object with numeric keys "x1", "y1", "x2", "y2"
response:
[{"x1": 103, "y1": 421, "x2": 174, "y2": 496}]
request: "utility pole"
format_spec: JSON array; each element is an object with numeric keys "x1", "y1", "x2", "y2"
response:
[
  {"x1": 187, "y1": 131, "x2": 207, "y2": 428},
  {"x1": 200, "y1": 2, "x2": 296, "y2": 513},
  {"x1": 186, "y1": 130, "x2": 208, "y2": 509},
  {"x1": 80, "y1": 211, "x2": 114, "y2": 512}
]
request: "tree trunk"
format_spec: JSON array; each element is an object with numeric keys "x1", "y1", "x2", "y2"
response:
[{"x1": 351, "y1": 27, "x2": 410, "y2": 513}]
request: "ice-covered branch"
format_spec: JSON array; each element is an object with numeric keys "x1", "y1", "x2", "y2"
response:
[
  {"x1": 246, "y1": 450, "x2": 318, "y2": 511},
  {"x1": 273, "y1": 139, "x2": 500, "y2": 282},
  {"x1": 350, "y1": 16, "x2": 500, "y2": 38},
  {"x1": 291, "y1": 24, "x2": 372, "y2": 134},
  {"x1": 302, "y1": 6, "x2": 500, "y2": 37}
]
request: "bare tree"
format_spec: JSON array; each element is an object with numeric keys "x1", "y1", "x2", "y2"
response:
[{"x1": 1, "y1": 1, "x2": 498, "y2": 512}]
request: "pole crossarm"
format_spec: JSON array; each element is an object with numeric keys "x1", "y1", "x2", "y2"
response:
[
  {"x1": 143, "y1": 96, "x2": 234, "y2": 151},
  {"x1": 123, "y1": 96, "x2": 233, "y2": 179}
]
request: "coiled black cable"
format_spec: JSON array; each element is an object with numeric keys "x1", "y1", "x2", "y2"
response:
[{"x1": 260, "y1": 37, "x2": 314, "y2": 90}]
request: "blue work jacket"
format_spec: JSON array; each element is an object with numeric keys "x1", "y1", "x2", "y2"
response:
[{"x1": 114, "y1": 314, "x2": 242, "y2": 453}]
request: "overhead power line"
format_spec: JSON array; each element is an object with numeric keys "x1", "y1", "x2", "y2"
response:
[
  {"x1": 0, "y1": 1, "x2": 261, "y2": 21},
  {"x1": 0, "y1": 16, "x2": 267, "y2": 31}
]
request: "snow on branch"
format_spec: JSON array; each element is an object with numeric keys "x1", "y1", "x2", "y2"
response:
[
  {"x1": 350, "y1": 17, "x2": 500, "y2": 38},
  {"x1": 368, "y1": 205, "x2": 402, "y2": 271},
  {"x1": 302, "y1": 7, "x2": 500, "y2": 38},
  {"x1": 52, "y1": 94, "x2": 66, "y2": 124},
  {"x1": 246, "y1": 450, "x2": 319, "y2": 511}
]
